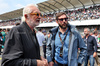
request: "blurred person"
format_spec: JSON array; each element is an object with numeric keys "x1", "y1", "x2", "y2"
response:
[
  {"x1": 5, "y1": 29, "x2": 10, "y2": 35},
  {"x1": 46, "y1": 12, "x2": 87, "y2": 66},
  {"x1": 47, "y1": 32, "x2": 51, "y2": 38},
  {"x1": 36, "y1": 28, "x2": 45, "y2": 57},
  {"x1": 42, "y1": 32, "x2": 51, "y2": 58},
  {"x1": 0, "y1": 29, "x2": 3, "y2": 40},
  {"x1": 92, "y1": 30, "x2": 100, "y2": 66},
  {"x1": 2, "y1": 4, "x2": 48, "y2": 66},
  {"x1": 0, "y1": 29, "x2": 3, "y2": 55},
  {"x1": 42, "y1": 30, "x2": 47, "y2": 58},
  {"x1": 98, "y1": 33, "x2": 100, "y2": 43},
  {"x1": 92, "y1": 30, "x2": 98, "y2": 42},
  {"x1": 83, "y1": 28, "x2": 97, "y2": 66},
  {"x1": 42, "y1": 30, "x2": 47, "y2": 37},
  {"x1": 1, "y1": 29, "x2": 6, "y2": 44}
]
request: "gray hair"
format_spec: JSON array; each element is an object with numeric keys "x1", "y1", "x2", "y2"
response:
[
  {"x1": 84, "y1": 28, "x2": 90, "y2": 32},
  {"x1": 22, "y1": 4, "x2": 38, "y2": 22}
]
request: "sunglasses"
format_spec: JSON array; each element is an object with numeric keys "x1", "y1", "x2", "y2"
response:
[
  {"x1": 58, "y1": 18, "x2": 68, "y2": 21},
  {"x1": 30, "y1": 13, "x2": 42, "y2": 16}
]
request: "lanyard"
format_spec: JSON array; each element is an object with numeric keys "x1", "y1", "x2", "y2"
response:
[
  {"x1": 59, "y1": 30, "x2": 69, "y2": 57},
  {"x1": 59, "y1": 30, "x2": 69, "y2": 46}
]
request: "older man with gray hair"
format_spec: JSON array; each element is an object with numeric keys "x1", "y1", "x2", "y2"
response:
[
  {"x1": 83, "y1": 28, "x2": 97, "y2": 66},
  {"x1": 2, "y1": 4, "x2": 48, "y2": 66}
]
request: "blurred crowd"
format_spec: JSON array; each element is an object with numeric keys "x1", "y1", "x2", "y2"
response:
[
  {"x1": 0, "y1": 19, "x2": 21, "y2": 26},
  {"x1": 67, "y1": 5, "x2": 100, "y2": 21},
  {"x1": 0, "y1": 29, "x2": 10, "y2": 54},
  {"x1": 0, "y1": 5, "x2": 100, "y2": 26},
  {"x1": 40, "y1": 5, "x2": 100, "y2": 23},
  {"x1": 40, "y1": 14, "x2": 55, "y2": 23}
]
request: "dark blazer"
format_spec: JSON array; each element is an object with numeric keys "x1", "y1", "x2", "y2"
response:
[
  {"x1": 83, "y1": 35, "x2": 97, "y2": 55},
  {"x1": 2, "y1": 22, "x2": 40, "y2": 66}
]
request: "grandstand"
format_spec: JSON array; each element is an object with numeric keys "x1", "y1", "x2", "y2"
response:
[{"x1": 0, "y1": 0, "x2": 100, "y2": 32}]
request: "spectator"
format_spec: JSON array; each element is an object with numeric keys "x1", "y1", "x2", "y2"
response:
[
  {"x1": 36, "y1": 28, "x2": 45, "y2": 58},
  {"x1": 83, "y1": 28, "x2": 97, "y2": 66},
  {"x1": 42, "y1": 30, "x2": 47, "y2": 58},
  {"x1": 0, "y1": 29, "x2": 3, "y2": 55},
  {"x1": 92, "y1": 30, "x2": 100, "y2": 66},
  {"x1": 1, "y1": 29, "x2": 6, "y2": 44},
  {"x1": 98, "y1": 33, "x2": 100, "y2": 43}
]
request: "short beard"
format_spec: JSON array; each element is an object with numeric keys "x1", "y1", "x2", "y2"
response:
[
  {"x1": 59, "y1": 23, "x2": 68, "y2": 29},
  {"x1": 85, "y1": 34, "x2": 89, "y2": 36}
]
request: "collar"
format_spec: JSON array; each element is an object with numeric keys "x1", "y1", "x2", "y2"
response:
[
  {"x1": 58, "y1": 27, "x2": 69, "y2": 35},
  {"x1": 22, "y1": 22, "x2": 36, "y2": 34},
  {"x1": 49, "y1": 24, "x2": 76, "y2": 34},
  {"x1": 84, "y1": 35, "x2": 91, "y2": 39}
]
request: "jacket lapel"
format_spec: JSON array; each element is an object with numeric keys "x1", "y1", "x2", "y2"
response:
[
  {"x1": 22, "y1": 22, "x2": 39, "y2": 49},
  {"x1": 68, "y1": 32, "x2": 75, "y2": 66}
]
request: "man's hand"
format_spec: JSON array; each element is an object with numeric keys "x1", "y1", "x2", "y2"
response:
[
  {"x1": 48, "y1": 61, "x2": 54, "y2": 66},
  {"x1": 37, "y1": 56, "x2": 48, "y2": 66},
  {"x1": 37, "y1": 60, "x2": 48, "y2": 66},
  {"x1": 37, "y1": 60, "x2": 45, "y2": 66},
  {"x1": 41, "y1": 56, "x2": 48, "y2": 66},
  {"x1": 93, "y1": 52, "x2": 97, "y2": 57},
  {"x1": 42, "y1": 59, "x2": 48, "y2": 66}
]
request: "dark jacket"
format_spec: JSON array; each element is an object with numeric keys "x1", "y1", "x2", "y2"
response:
[
  {"x1": 83, "y1": 35, "x2": 97, "y2": 55},
  {"x1": 2, "y1": 22, "x2": 40, "y2": 66}
]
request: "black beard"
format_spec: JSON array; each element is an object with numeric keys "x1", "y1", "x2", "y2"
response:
[{"x1": 59, "y1": 23, "x2": 68, "y2": 29}]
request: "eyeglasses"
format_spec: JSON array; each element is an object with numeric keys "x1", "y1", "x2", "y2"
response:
[
  {"x1": 58, "y1": 18, "x2": 68, "y2": 21},
  {"x1": 30, "y1": 13, "x2": 42, "y2": 16}
]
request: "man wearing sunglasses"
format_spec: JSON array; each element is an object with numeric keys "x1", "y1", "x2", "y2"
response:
[
  {"x1": 2, "y1": 4, "x2": 48, "y2": 66},
  {"x1": 46, "y1": 12, "x2": 87, "y2": 66}
]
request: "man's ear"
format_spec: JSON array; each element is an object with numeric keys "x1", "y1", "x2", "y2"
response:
[{"x1": 25, "y1": 14, "x2": 28, "y2": 19}]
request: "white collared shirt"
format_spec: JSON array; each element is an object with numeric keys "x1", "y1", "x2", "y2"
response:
[{"x1": 36, "y1": 31, "x2": 45, "y2": 46}]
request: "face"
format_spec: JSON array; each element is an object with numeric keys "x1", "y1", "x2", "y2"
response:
[
  {"x1": 84, "y1": 29, "x2": 89, "y2": 36},
  {"x1": 26, "y1": 7, "x2": 41, "y2": 27},
  {"x1": 56, "y1": 14, "x2": 68, "y2": 29},
  {"x1": 96, "y1": 32, "x2": 98, "y2": 36}
]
